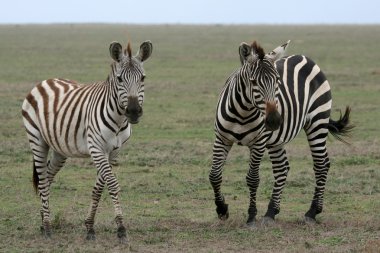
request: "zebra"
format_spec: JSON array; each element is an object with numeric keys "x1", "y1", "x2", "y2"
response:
[
  {"x1": 21, "y1": 40, "x2": 153, "y2": 242},
  {"x1": 209, "y1": 40, "x2": 353, "y2": 227}
]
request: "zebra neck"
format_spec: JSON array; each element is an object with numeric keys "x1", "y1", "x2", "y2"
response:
[
  {"x1": 104, "y1": 76, "x2": 127, "y2": 128},
  {"x1": 230, "y1": 74, "x2": 257, "y2": 113}
]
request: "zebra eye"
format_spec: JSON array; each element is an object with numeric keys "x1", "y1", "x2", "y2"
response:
[
  {"x1": 141, "y1": 75, "x2": 146, "y2": 82},
  {"x1": 117, "y1": 76, "x2": 123, "y2": 82}
]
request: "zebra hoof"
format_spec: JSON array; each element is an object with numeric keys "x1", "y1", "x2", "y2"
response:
[
  {"x1": 86, "y1": 229, "x2": 96, "y2": 241},
  {"x1": 216, "y1": 203, "x2": 229, "y2": 220},
  {"x1": 117, "y1": 226, "x2": 128, "y2": 244},
  {"x1": 245, "y1": 220, "x2": 258, "y2": 230},
  {"x1": 218, "y1": 211, "x2": 229, "y2": 220},
  {"x1": 44, "y1": 232, "x2": 52, "y2": 239},
  {"x1": 217, "y1": 210, "x2": 229, "y2": 220},
  {"x1": 40, "y1": 225, "x2": 52, "y2": 238},
  {"x1": 261, "y1": 216, "x2": 275, "y2": 227},
  {"x1": 304, "y1": 216, "x2": 317, "y2": 225},
  {"x1": 119, "y1": 235, "x2": 128, "y2": 244}
]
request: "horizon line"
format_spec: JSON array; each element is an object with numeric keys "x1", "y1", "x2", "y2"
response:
[{"x1": 1, "y1": 22, "x2": 380, "y2": 26}]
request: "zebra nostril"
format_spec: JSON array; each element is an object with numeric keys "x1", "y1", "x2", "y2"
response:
[
  {"x1": 265, "y1": 110, "x2": 282, "y2": 131},
  {"x1": 125, "y1": 106, "x2": 142, "y2": 116},
  {"x1": 125, "y1": 97, "x2": 142, "y2": 123}
]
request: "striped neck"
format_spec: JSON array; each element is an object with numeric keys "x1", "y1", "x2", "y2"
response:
[
  {"x1": 106, "y1": 64, "x2": 126, "y2": 119},
  {"x1": 232, "y1": 68, "x2": 257, "y2": 112}
]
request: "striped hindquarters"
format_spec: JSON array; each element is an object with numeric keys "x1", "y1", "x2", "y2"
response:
[
  {"x1": 22, "y1": 78, "x2": 98, "y2": 157},
  {"x1": 268, "y1": 55, "x2": 333, "y2": 146}
]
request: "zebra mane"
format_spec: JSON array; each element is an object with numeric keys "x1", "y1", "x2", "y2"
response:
[
  {"x1": 125, "y1": 42, "x2": 132, "y2": 58},
  {"x1": 251, "y1": 41, "x2": 265, "y2": 60}
]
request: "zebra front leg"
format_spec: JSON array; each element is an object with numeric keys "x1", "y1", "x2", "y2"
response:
[
  {"x1": 90, "y1": 149, "x2": 127, "y2": 243},
  {"x1": 84, "y1": 173, "x2": 106, "y2": 240},
  {"x1": 105, "y1": 167, "x2": 127, "y2": 243},
  {"x1": 246, "y1": 145, "x2": 265, "y2": 228},
  {"x1": 109, "y1": 148, "x2": 120, "y2": 166},
  {"x1": 263, "y1": 147, "x2": 290, "y2": 225},
  {"x1": 209, "y1": 136, "x2": 232, "y2": 220}
]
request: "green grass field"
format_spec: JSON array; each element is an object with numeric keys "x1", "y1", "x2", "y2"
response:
[{"x1": 0, "y1": 24, "x2": 379, "y2": 252}]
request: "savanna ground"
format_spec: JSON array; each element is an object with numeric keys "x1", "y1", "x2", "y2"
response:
[{"x1": 0, "y1": 25, "x2": 379, "y2": 252}]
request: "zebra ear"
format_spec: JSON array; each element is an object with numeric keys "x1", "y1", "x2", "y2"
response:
[
  {"x1": 239, "y1": 42, "x2": 252, "y2": 65},
  {"x1": 136, "y1": 40, "x2": 153, "y2": 62},
  {"x1": 109, "y1": 42, "x2": 123, "y2": 62},
  {"x1": 266, "y1": 40, "x2": 291, "y2": 62}
]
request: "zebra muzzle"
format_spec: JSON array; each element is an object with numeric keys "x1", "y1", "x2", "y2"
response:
[
  {"x1": 265, "y1": 102, "x2": 282, "y2": 131},
  {"x1": 125, "y1": 97, "x2": 143, "y2": 124}
]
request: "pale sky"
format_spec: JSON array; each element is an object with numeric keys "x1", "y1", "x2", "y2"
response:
[{"x1": 0, "y1": 0, "x2": 379, "y2": 24}]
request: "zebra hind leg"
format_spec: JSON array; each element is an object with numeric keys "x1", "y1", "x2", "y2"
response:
[
  {"x1": 305, "y1": 128, "x2": 330, "y2": 223},
  {"x1": 31, "y1": 145, "x2": 52, "y2": 238},
  {"x1": 209, "y1": 137, "x2": 232, "y2": 220},
  {"x1": 262, "y1": 147, "x2": 290, "y2": 226},
  {"x1": 47, "y1": 151, "x2": 67, "y2": 185},
  {"x1": 38, "y1": 151, "x2": 67, "y2": 237}
]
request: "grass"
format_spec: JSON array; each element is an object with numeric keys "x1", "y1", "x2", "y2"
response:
[{"x1": 0, "y1": 24, "x2": 379, "y2": 252}]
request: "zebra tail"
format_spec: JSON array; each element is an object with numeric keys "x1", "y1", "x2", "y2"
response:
[
  {"x1": 33, "y1": 160, "x2": 39, "y2": 194},
  {"x1": 327, "y1": 106, "x2": 354, "y2": 144}
]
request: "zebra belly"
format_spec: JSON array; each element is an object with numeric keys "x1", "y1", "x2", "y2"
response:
[
  {"x1": 216, "y1": 120, "x2": 266, "y2": 146},
  {"x1": 50, "y1": 124, "x2": 131, "y2": 158},
  {"x1": 47, "y1": 127, "x2": 90, "y2": 158},
  {"x1": 266, "y1": 122, "x2": 304, "y2": 148}
]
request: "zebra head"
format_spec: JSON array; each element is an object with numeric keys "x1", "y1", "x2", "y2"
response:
[
  {"x1": 109, "y1": 41, "x2": 153, "y2": 124},
  {"x1": 239, "y1": 40, "x2": 290, "y2": 131}
]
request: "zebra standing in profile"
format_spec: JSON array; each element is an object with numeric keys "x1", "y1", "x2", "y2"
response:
[
  {"x1": 209, "y1": 40, "x2": 353, "y2": 227},
  {"x1": 22, "y1": 40, "x2": 153, "y2": 242}
]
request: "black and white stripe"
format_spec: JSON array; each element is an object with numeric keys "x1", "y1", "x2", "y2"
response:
[
  {"x1": 22, "y1": 41, "x2": 153, "y2": 241},
  {"x1": 209, "y1": 40, "x2": 352, "y2": 226}
]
